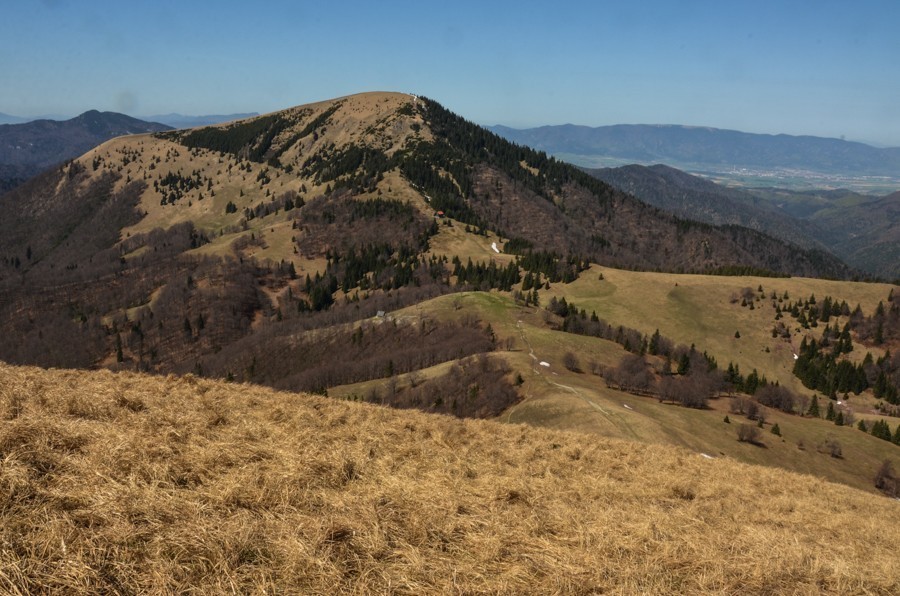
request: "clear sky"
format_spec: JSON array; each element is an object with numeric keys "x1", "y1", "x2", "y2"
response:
[{"x1": 2, "y1": 0, "x2": 899, "y2": 145}]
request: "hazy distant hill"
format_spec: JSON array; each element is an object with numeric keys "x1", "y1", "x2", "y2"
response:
[
  {"x1": 747, "y1": 187, "x2": 900, "y2": 279},
  {"x1": 0, "y1": 112, "x2": 28, "y2": 125},
  {"x1": 143, "y1": 112, "x2": 259, "y2": 129},
  {"x1": 586, "y1": 164, "x2": 827, "y2": 251},
  {"x1": 0, "y1": 111, "x2": 171, "y2": 192},
  {"x1": 587, "y1": 164, "x2": 900, "y2": 279},
  {"x1": 490, "y1": 123, "x2": 900, "y2": 178}
]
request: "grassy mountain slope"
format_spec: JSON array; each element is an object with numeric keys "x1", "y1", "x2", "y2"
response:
[
  {"x1": 0, "y1": 111, "x2": 171, "y2": 193},
  {"x1": 0, "y1": 92, "x2": 849, "y2": 376},
  {"x1": 1, "y1": 361, "x2": 898, "y2": 594},
  {"x1": 2, "y1": 92, "x2": 893, "y2": 495},
  {"x1": 323, "y1": 274, "x2": 900, "y2": 494}
]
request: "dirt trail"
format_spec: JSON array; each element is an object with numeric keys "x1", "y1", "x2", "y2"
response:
[{"x1": 514, "y1": 320, "x2": 608, "y2": 416}]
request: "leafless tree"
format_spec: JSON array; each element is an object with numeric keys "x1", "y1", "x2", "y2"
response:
[{"x1": 737, "y1": 424, "x2": 763, "y2": 445}]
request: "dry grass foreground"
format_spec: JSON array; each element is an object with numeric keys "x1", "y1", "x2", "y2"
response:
[{"x1": 1, "y1": 362, "x2": 898, "y2": 595}]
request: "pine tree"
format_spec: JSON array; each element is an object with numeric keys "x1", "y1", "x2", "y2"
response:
[
  {"x1": 825, "y1": 401, "x2": 836, "y2": 421},
  {"x1": 872, "y1": 420, "x2": 892, "y2": 441},
  {"x1": 771, "y1": 423, "x2": 781, "y2": 436},
  {"x1": 648, "y1": 329, "x2": 661, "y2": 355},
  {"x1": 834, "y1": 411, "x2": 844, "y2": 426}
]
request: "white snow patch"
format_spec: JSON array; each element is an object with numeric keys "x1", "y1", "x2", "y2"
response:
[
  {"x1": 539, "y1": 361, "x2": 550, "y2": 367},
  {"x1": 623, "y1": 403, "x2": 634, "y2": 410},
  {"x1": 491, "y1": 242, "x2": 500, "y2": 253},
  {"x1": 793, "y1": 353, "x2": 799, "y2": 360},
  {"x1": 700, "y1": 453, "x2": 715, "y2": 459}
]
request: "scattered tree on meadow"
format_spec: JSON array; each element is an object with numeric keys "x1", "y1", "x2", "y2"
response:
[
  {"x1": 875, "y1": 460, "x2": 899, "y2": 497},
  {"x1": 737, "y1": 424, "x2": 762, "y2": 445},
  {"x1": 562, "y1": 351, "x2": 581, "y2": 373}
]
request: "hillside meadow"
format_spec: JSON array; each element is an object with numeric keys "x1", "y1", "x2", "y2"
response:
[
  {"x1": 2, "y1": 362, "x2": 899, "y2": 594},
  {"x1": 329, "y1": 285, "x2": 900, "y2": 494}
]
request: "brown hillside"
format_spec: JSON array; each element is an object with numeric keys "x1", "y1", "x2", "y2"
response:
[
  {"x1": 1, "y1": 362, "x2": 898, "y2": 594},
  {"x1": 0, "y1": 91, "x2": 848, "y2": 382}
]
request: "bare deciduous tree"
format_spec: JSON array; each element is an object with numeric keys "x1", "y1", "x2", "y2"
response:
[{"x1": 737, "y1": 424, "x2": 762, "y2": 445}]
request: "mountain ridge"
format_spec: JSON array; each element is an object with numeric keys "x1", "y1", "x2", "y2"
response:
[
  {"x1": 0, "y1": 110, "x2": 171, "y2": 193},
  {"x1": 0, "y1": 111, "x2": 29, "y2": 125}
]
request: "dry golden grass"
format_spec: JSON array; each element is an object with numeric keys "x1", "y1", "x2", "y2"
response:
[
  {"x1": 70, "y1": 92, "x2": 432, "y2": 277},
  {"x1": 1, "y1": 362, "x2": 899, "y2": 594},
  {"x1": 553, "y1": 265, "x2": 894, "y2": 394}
]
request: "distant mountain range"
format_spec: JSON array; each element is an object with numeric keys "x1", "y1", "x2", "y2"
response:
[
  {"x1": 0, "y1": 112, "x2": 29, "y2": 125},
  {"x1": 141, "y1": 112, "x2": 260, "y2": 129},
  {"x1": 0, "y1": 111, "x2": 171, "y2": 193},
  {"x1": 490, "y1": 123, "x2": 900, "y2": 179},
  {"x1": 588, "y1": 164, "x2": 899, "y2": 279}
]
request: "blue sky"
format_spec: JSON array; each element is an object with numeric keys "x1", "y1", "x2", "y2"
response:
[{"x1": 2, "y1": 0, "x2": 899, "y2": 145}]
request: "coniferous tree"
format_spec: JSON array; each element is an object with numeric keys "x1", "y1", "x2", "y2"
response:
[
  {"x1": 807, "y1": 395, "x2": 821, "y2": 417},
  {"x1": 116, "y1": 333, "x2": 123, "y2": 363},
  {"x1": 871, "y1": 420, "x2": 892, "y2": 441},
  {"x1": 648, "y1": 329, "x2": 661, "y2": 355}
]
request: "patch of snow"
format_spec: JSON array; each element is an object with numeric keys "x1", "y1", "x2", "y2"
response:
[
  {"x1": 623, "y1": 403, "x2": 633, "y2": 410},
  {"x1": 491, "y1": 242, "x2": 500, "y2": 253},
  {"x1": 539, "y1": 361, "x2": 550, "y2": 367},
  {"x1": 837, "y1": 400, "x2": 843, "y2": 405},
  {"x1": 793, "y1": 353, "x2": 799, "y2": 360},
  {"x1": 700, "y1": 453, "x2": 715, "y2": 459}
]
